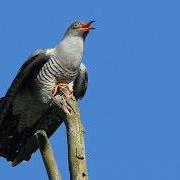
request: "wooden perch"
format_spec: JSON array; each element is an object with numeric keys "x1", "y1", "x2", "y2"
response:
[
  {"x1": 53, "y1": 93, "x2": 88, "y2": 180},
  {"x1": 36, "y1": 130, "x2": 62, "y2": 180},
  {"x1": 64, "y1": 98, "x2": 88, "y2": 180}
]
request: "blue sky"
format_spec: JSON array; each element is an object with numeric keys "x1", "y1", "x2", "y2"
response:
[{"x1": 0, "y1": 0, "x2": 180, "y2": 179}]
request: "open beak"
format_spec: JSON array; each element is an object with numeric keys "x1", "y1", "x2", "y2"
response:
[{"x1": 79, "y1": 21, "x2": 95, "y2": 31}]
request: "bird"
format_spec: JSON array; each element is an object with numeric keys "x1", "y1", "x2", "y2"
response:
[{"x1": 0, "y1": 21, "x2": 94, "y2": 165}]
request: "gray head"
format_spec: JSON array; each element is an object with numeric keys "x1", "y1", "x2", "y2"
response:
[{"x1": 64, "y1": 21, "x2": 95, "y2": 40}]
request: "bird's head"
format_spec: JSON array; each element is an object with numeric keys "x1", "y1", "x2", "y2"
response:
[{"x1": 64, "y1": 21, "x2": 95, "y2": 39}]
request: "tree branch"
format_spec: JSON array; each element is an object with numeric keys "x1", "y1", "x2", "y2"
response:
[
  {"x1": 36, "y1": 130, "x2": 62, "y2": 180},
  {"x1": 53, "y1": 94, "x2": 88, "y2": 180},
  {"x1": 65, "y1": 98, "x2": 88, "y2": 180}
]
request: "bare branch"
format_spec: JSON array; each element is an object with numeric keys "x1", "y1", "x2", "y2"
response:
[
  {"x1": 53, "y1": 93, "x2": 88, "y2": 180},
  {"x1": 36, "y1": 130, "x2": 62, "y2": 180},
  {"x1": 64, "y1": 98, "x2": 88, "y2": 180}
]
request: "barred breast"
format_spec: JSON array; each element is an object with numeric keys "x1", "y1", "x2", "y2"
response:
[{"x1": 34, "y1": 54, "x2": 78, "y2": 103}]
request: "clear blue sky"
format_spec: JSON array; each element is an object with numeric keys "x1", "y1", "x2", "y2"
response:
[{"x1": 0, "y1": 0, "x2": 180, "y2": 179}]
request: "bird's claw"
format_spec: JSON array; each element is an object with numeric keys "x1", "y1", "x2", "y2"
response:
[{"x1": 53, "y1": 83, "x2": 73, "y2": 97}]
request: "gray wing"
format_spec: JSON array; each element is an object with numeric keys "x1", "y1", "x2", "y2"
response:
[
  {"x1": 0, "y1": 50, "x2": 51, "y2": 162},
  {"x1": 73, "y1": 63, "x2": 88, "y2": 100},
  {"x1": 0, "y1": 49, "x2": 49, "y2": 125}
]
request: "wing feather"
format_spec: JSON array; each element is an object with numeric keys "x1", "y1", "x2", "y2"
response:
[
  {"x1": 0, "y1": 50, "x2": 50, "y2": 125},
  {"x1": 73, "y1": 63, "x2": 88, "y2": 99},
  {"x1": 0, "y1": 50, "x2": 52, "y2": 162}
]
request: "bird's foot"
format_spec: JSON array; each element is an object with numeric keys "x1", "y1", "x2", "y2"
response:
[{"x1": 53, "y1": 83, "x2": 73, "y2": 97}]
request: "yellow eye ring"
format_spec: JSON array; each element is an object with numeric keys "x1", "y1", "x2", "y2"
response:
[{"x1": 73, "y1": 22, "x2": 81, "y2": 29}]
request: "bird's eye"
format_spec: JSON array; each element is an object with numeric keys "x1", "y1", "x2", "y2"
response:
[{"x1": 73, "y1": 22, "x2": 81, "y2": 29}]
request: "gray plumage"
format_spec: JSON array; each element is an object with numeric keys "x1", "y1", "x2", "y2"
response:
[
  {"x1": 0, "y1": 21, "x2": 93, "y2": 164},
  {"x1": 73, "y1": 63, "x2": 88, "y2": 99}
]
